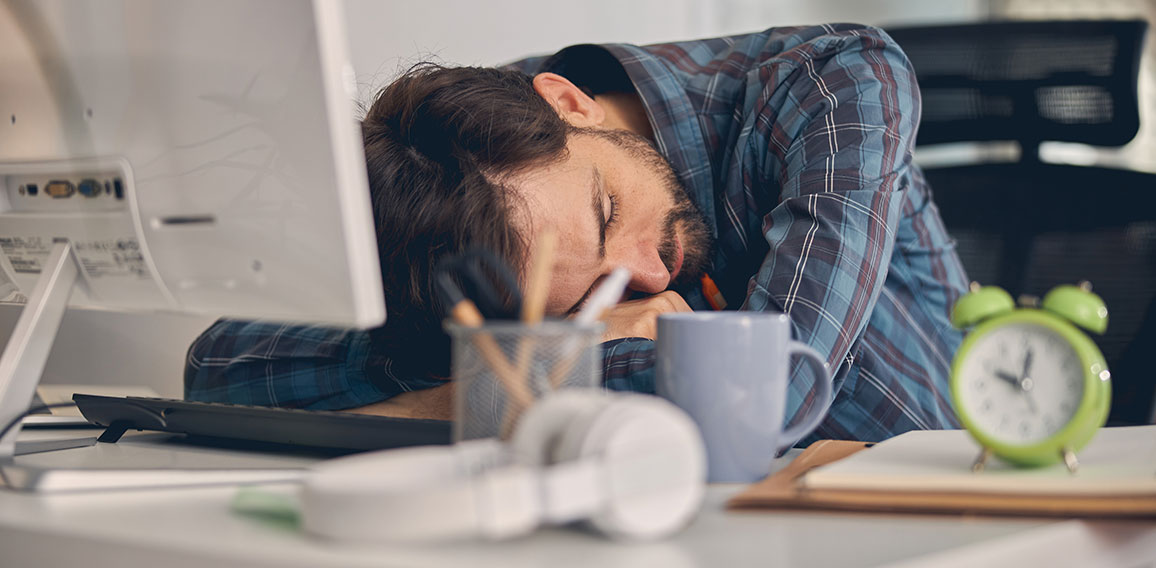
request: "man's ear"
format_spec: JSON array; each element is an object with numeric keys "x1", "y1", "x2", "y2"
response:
[{"x1": 532, "y1": 72, "x2": 606, "y2": 128}]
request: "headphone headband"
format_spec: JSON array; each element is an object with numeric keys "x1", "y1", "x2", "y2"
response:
[{"x1": 301, "y1": 392, "x2": 705, "y2": 543}]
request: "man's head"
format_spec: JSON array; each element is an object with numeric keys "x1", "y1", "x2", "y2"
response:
[{"x1": 362, "y1": 63, "x2": 711, "y2": 378}]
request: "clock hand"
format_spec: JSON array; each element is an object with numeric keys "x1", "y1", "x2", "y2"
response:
[
  {"x1": 996, "y1": 369, "x2": 1037, "y2": 412},
  {"x1": 1022, "y1": 388, "x2": 1038, "y2": 414},
  {"x1": 994, "y1": 370, "x2": 1021, "y2": 387},
  {"x1": 1018, "y1": 348, "x2": 1038, "y2": 412},
  {"x1": 1021, "y1": 348, "x2": 1033, "y2": 381}
]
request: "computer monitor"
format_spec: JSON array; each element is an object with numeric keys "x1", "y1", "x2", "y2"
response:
[{"x1": 0, "y1": 0, "x2": 385, "y2": 458}]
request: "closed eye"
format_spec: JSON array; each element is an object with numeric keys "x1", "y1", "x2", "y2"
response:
[{"x1": 606, "y1": 191, "x2": 620, "y2": 232}]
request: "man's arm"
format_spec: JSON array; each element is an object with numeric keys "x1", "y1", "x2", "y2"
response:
[
  {"x1": 184, "y1": 319, "x2": 442, "y2": 412},
  {"x1": 343, "y1": 382, "x2": 454, "y2": 420},
  {"x1": 741, "y1": 28, "x2": 920, "y2": 439},
  {"x1": 183, "y1": 309, "x2": 673, "y2": 420}
]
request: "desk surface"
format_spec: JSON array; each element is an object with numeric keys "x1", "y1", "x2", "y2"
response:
[{"x1": 2, "y1": 429, "x2": 1154, "y2": 568}]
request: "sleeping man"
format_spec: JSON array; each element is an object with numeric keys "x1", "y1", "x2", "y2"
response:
[{"x1": 186, "y1": 24, "x2": 968, "y2": 446}]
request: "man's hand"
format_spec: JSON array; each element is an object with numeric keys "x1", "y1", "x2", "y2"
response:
[{"x1": 596, "y1": 290, "x2": 692, "y2": 341}]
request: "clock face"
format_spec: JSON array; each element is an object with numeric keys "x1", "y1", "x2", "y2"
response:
[{"x1": 957, "y1": 322, "x2": 1086, "y2": 445}]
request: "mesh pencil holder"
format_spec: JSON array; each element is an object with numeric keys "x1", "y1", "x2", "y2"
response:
[{"x1": 446, "y1": 320, "x2": 603, "y2": 442}]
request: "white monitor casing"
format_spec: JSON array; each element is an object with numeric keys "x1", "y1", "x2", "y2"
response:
[
  {"x1": 0, "y1": 0, "x2": 385, "y2": 460},
  {"x1": 0, "y1": 0, "x2": 383, "y2": 325}
]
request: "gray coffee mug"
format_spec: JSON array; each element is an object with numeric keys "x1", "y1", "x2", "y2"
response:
[{"x1": 656, "y1": 312, "x2": 833, "y2": 482}]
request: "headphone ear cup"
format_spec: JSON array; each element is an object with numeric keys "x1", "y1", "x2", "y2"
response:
[
  {"x1": 510, "y1": 389, "x2": 611, "y2": 467},
  {"x1": 554, "y1": 394, "x2": 706, "y2": 541},
  {"x1": 549, "y1": 393, "x2": 622, "y2": 465}
]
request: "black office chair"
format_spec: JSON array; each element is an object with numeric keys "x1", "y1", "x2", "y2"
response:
[{"x1": 886, "y1": 20, "x2": 1156, "y2": 424}]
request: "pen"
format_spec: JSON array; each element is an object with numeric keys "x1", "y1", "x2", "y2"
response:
[
  {"x1": 573, "y1": 267, "x2": 631, "y2": 326},
  {"x1": 548, "y1": 267, "x2": 632, "y2": 388}
]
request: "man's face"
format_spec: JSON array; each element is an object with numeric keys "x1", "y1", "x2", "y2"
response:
[{"x1": 504, "y1": 129, "x2": 712, "y2": 315}]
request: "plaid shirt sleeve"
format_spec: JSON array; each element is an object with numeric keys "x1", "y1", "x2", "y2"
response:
[
  {"x1": 737, "y1": 30, "x2": 926, "y2": 440},
  {"x1": 184, "y1": 320, "x2": 653, "y2": 409},
  {"x1": 183, "y1": 319, "x2": 444, "y2": 410},
  {"x1": 600, "y1": 338, "x2": 657, "y2": 394}
]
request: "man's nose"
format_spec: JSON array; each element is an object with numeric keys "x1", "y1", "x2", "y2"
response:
[{"x1": 621, "y1": 244, "x2": 670, "y2": 294}]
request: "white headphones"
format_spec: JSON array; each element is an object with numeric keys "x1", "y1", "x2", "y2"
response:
[{"x1": 299, "y1": 390, "x2": 706, "y2": 542}]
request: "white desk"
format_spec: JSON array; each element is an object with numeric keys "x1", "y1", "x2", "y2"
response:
[{"x1": 2, "y1": 429, "x2": 1154, "y2": 568}]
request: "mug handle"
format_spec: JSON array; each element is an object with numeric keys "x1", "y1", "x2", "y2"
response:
[{"x1": 778, "y1": 342, "x2": 833, "y2": 446}]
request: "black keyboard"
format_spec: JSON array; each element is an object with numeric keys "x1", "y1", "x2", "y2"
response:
[{"x1": 73, "y1": 394, "x2": 451, "y2": 454}]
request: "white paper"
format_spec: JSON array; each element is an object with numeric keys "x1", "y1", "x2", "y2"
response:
[{"x1": 803, "y1": 426, "x2": 1156, "y2": 496}]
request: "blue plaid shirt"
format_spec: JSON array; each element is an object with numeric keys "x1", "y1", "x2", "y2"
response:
[{"x1": 186, "y1": 24, "x2": 969, "y2": 444}]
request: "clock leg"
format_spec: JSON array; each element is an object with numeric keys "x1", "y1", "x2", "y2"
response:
[
  {"x1": 971, "y1": 448, "x2": 992, "y2": 473},
  {"x1": 1061, "y1": 447, "x2": 1079, "y2": 474}
]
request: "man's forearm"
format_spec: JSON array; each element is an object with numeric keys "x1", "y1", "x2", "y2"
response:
[{"x1": 342, "y1": 382, "x2": 454, "y2": 420}]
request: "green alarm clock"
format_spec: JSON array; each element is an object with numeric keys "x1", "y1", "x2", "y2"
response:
[{"x1": 949, "y1": 281, "x2": 1111, "y2": 472}]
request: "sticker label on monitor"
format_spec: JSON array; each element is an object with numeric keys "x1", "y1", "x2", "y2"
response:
[
  {"x1": 0, "y1": 236, "x2": 148, "y2": 279},
  {"x1": 0, "y1": 236, "x2": 48, "y2": 273},
  {"x1": 74, "y1": 238, "x2": 148, "y2": 279},
  {"x1": 0, "y1": 249, "x2": 22, "y2": 303}
]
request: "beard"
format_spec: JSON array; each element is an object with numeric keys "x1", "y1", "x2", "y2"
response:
[
  {"x1": 580, "y1": 127, "x2": 714, "y2": 287},
  {"x1": 657, "y1": 188, "x2": 713, "y2": 286}
]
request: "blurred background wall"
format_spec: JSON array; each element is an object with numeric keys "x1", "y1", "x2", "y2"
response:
[{"x1": 343, "y1": 0, "x2": 987, "y2": 103}]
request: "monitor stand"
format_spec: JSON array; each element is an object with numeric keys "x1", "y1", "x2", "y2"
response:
[{"x1": 0, "y1": 241, "x2": 96, "y2": 458}]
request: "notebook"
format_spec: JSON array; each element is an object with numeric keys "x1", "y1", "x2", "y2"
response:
[
  {"x1": 805, "y1": 427, "x2": 1156, "y2": 496},
  {"x1": 729, "y1": 426, "x2": 1156, "y2": 518}
]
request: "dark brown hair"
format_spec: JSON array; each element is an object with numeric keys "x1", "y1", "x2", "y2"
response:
[{"x1": 361, "y1": 64, "x2": 570, "y2": 381}]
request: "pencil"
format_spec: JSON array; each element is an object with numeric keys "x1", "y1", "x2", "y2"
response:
[
  {"x1": 448, "y1": 300, "x2": 533, "y2": 411},
  {"x1": 505, "y1": 228, "x2": 557, "y2": 436},
  {"x1": 520, "y1": 228, "x2": 557, "y2": 325}
]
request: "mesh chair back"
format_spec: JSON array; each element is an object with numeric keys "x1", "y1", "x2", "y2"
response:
[{"x1": 887, "y1": 20, "x2": 1147, "y2": 151}]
